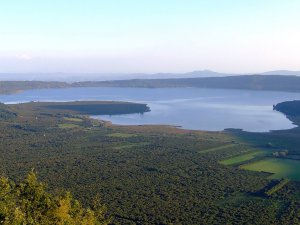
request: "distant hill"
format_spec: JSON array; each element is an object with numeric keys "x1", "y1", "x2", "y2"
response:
[
  {"x1": 1, "y1": 70, "x2": 300, "y2": 81},
  {"x1": 0, "y1": 70, "x2": 234, "y2": 82},
  {"x1": 179, "y1": 70, "x2": 234, "y2": 78},
  {"x1": 74, "y1": 75, "x2": 300, "y2": 92},
  {"x1": 0, "y1": 81, "x2": 69, "y2": 94},
  {"x1": 2, "y1": 74, "x2": 300, "y2": 94},
  {"x1": 259, "y1": 70, "x2": 300, "y2": 76}
]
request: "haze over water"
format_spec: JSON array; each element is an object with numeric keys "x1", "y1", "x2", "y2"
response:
[{"x1": 1, "y1": 87, "x2": 300, "y2": 132}]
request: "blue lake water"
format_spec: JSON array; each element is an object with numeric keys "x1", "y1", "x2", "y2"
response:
[{"x1": 1, "y1": 87, "x2": 300, "y2": 132}]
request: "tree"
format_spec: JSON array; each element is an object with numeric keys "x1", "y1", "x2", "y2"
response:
[{"x1": 0, "y1": 170, "x2": 110, "y2": 225}]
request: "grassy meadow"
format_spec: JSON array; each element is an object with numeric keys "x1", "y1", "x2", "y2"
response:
[
  {"x1": 241, "y1": 158, "x2": 300, "y2": 181},
  {"x1": 220, "y1": 150, "x2": 267, "y2": 166}
]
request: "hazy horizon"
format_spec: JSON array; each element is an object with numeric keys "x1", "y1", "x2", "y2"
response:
[
  {"x1": 1, "y1": 69, "x2": 300, "y2": 82},
  {"x1": 1, "y1": 0, "x2": 300, "y2": 74}
]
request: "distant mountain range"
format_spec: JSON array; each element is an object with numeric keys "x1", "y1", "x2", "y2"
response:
[
  {"x1": 1, "y1": 70, "x2": 300, "y2": 82},
  {"x1": 0, "y1": 70, "x2": 230, "y2": 82}
]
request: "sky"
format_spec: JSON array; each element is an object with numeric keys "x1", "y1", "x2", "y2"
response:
[{"x1": 0, "y1": 0, "x2": 299, "y2": 74}]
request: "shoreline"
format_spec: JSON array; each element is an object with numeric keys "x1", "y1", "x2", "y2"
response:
[{"x1": 4, "y1": 99, "x2": 298, "y2": 135}]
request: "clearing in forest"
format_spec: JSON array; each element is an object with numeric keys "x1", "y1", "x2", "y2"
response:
[{"x1": 241, "y1": 158, "x2": 300, "y2": 181}]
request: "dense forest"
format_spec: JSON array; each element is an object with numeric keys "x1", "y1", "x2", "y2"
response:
[
  {"x1": 0, "y1": 101, "x2": 300, "y2": 224},
  {"x1": 16, "y1": 101, "x2": 150, "y2": 116},
  {"x1": 274, "y1": 100, "x2": 300, "y2": 117},
  {"x1": 2, "y1": 75, "x2": 300, "y2": 95}
]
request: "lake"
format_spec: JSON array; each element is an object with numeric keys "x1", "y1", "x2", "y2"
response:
[{"x1": 1, "y1": 87, "x2": 300, "y2": 132}]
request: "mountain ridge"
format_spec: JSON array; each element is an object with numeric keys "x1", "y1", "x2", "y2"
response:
[{"x1": 1, "y1": 70, "x2": 300, "y2": 82}]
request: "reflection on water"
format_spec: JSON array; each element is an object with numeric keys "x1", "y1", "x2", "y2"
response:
[{"x1": 1, "y1": 87, "x2": 300, "y2": 132}]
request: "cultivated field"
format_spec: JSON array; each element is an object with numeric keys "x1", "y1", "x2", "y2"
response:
[{"x1": 241, "y1": 158, "x2": 300, "y2": 181}]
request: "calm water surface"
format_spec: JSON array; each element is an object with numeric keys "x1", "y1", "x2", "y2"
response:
[{"x1": 1, "y1": 87, "x2": 300, "y2": 132}]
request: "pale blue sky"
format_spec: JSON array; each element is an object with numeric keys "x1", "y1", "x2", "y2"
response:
[{"x1": 0, "y1": 0, "x2": 299, "y2": 73}]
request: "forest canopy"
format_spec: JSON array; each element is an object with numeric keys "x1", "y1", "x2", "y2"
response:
[{"x1": 0, "y1": 170, "x2": 110, "y2": 225}]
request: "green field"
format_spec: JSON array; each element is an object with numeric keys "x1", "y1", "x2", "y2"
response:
[
  {"x1": 199, "y1": 143, "x2": 237, "y2": 154},
  {"x1": 58, "y1": 123, "x2": 81, "y2": 129},
  {"x1": 220, "y1": 151, "x2": 266, "y2": 165},
  {"x1": 107, "y1": 132, "x2": 137, "y2": 138},
  {"x1": 241, "y1": 158, "x2": 300, "y2": 181},
  {"x1": 64, "y1": 117, "x2": 84, "y2": 122}
]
